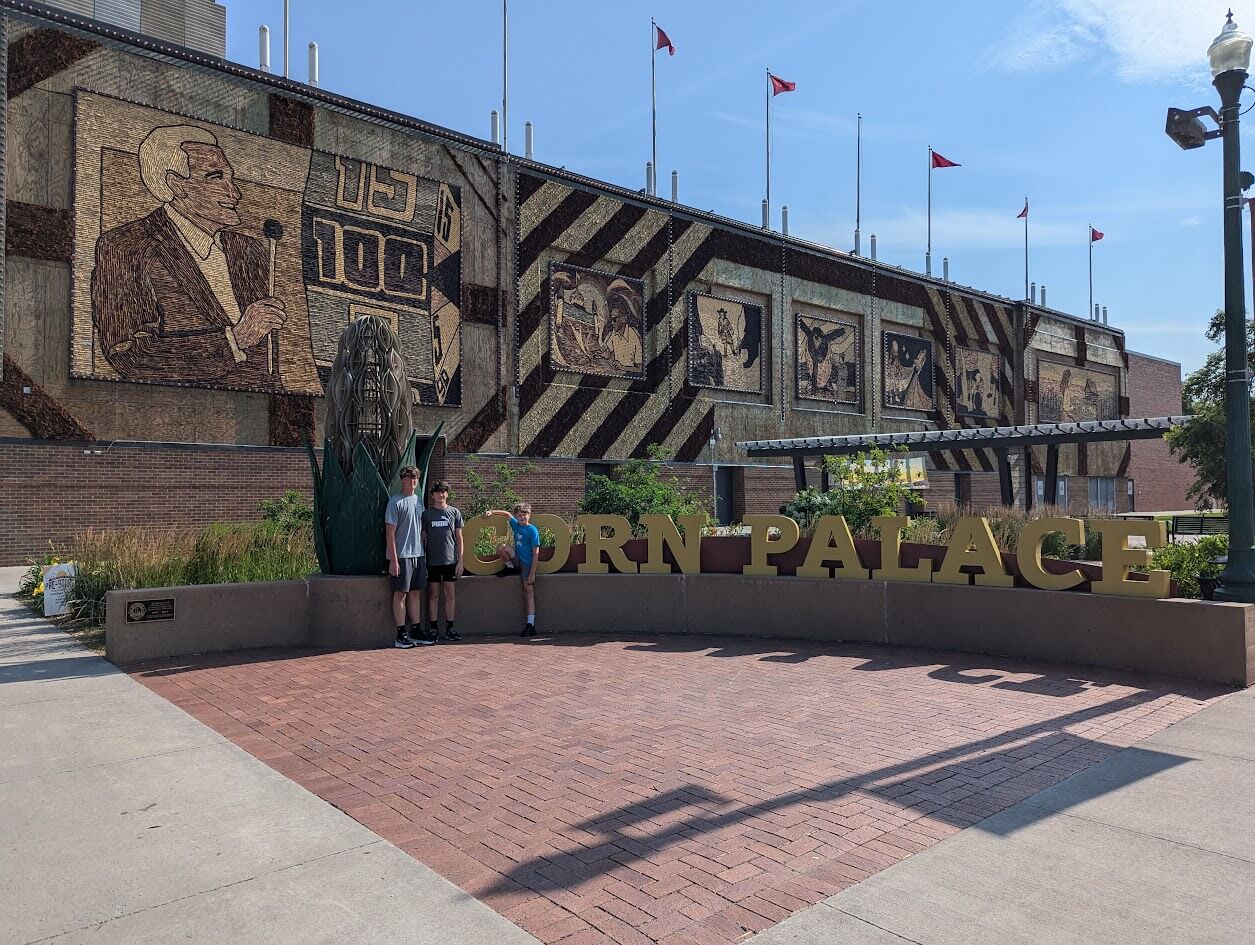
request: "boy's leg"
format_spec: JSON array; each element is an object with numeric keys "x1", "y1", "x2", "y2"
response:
[
  {"x1": 497, "y1": 544, "x2": 516, "y2": 569},
  {"x1": 392, "y1": 590, "x2": 413, "y2": 647},
  {"x1": 409, "y1": 560, "x2": 434, "y2": 644},
  {"x1": 426, "y1": 579, "x2": 441, "y2": 627},
  {"x1": 442, "y1": 581, "x2": 459, "y2": 640},
  {"x1": 519, "y1": 580, "x2": 537, "y2": 636}
]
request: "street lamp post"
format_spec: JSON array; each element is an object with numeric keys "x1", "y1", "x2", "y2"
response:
[
  {"x1": 708, "y1": 427, "x2": 721, "y2": 524},
  {"x1": 1168, "y1": 14, "x2": 1255, "y2": 601},
  {"x1": 1210, "y1": 13, "x2": 1255, "y2": 602}
]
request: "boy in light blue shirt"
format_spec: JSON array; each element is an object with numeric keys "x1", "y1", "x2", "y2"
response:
[{"x1": 487, "y1": 502, "x2": 540, "y2": 637}]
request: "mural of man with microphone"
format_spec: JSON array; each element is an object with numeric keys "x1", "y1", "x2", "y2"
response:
[{"x1": 91, "y1": 124, "x2": 288, "y2": 390}]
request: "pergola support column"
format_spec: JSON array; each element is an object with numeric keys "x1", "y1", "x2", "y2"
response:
[
  {"x1": 1044, "y1": 444, "x2": 1060, "y2": 508},
  {"x1": 996, "y1": 448, "x2": 1014, "y2": 508}
]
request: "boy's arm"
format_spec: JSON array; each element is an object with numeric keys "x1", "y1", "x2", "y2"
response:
[
  {"x1": 385, "y1": 523, "x2": 399, "y2": 577},
  {"x1": 454, "y1": 525, "x2": 464, "y2": 576},
  {"x1": 525, "y1": 531, "x2": 539, "y2": 583}
]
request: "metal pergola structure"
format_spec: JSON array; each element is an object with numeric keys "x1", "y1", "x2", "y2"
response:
[{"x1": 737, "y1": 416, "x2": 1191, "y2": 508}]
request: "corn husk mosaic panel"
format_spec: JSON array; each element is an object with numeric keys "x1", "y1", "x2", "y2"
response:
[
  {"x1": 796, "y1": 312, "x2": 859, "y2": 405},
  {"x1": 882, "y1": 331, "x2": 934, "y2": 412},
  {"x1": 548, "y1": 262, "x2": 645, "y2": 380},
  {"x1": 954, "y1": 345, "x2": 1002, "y2": 419},
  {"x1": 1038, "y1": 360, "x2": 1118, "y2": 423},
  {"x1": 71, "y1": 91, "x2": 461, "y2": 403},
  {"x1": 688, "y1": 293, "x2": 763, "y2": 394}
]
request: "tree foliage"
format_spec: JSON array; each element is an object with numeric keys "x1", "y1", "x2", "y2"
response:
[
  {"x1": 460, "y1": 456, "x2": 538, "y2": 518},
  {"x1": 578, "y1": 445, "x2": 709, "y2": 535},
  {"x1": 1164, "y1": 310, "x2": 1255, "y2": 508},
  {"x1": 780, "y1": 447, "x2": 924, "y2": 535}
]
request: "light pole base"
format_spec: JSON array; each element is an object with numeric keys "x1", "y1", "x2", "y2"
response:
[
  {"x1": 1213, "y1": 549, "x2": 1255, "y2": 603},
  {"x1": 1212, "y1": 581, "x2": 1255, "y2": 603}
]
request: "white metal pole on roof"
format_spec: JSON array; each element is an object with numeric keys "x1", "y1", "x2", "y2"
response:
[
  {"x1": 259, "y1": 25, "x2": 270, "y2": 73},
  {"x1": 283, "y1": 0, "x2": 289, "y2": 78}
]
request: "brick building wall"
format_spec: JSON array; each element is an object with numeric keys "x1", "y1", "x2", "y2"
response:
[
  {"x1": 1126, "y1": 351, "x2": 1194, "y2": 512},
  {"x1": 0, "y1": 439, "x2": 312, "y2": 564}
]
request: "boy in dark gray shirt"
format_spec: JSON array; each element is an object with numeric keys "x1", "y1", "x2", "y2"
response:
[{"x1": 421, "y1": 481, "x2": 464, "y2": 641}]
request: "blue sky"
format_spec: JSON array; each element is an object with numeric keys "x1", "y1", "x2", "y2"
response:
[{"x1": 227, "y1": 1, "x2": 1241, "y2": 375}]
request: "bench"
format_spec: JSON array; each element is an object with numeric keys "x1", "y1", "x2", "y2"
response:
[{"x1": 1171, "y1": 514, "x2": 1228, "y2": 539}]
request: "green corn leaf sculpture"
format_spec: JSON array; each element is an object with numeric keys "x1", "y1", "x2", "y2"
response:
[{"x1": 304, "y1": 316, "x2": 444, "y2": 575}]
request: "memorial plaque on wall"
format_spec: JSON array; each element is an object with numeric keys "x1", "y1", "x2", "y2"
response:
[
  {"x1": 882, "y1": 332, "x2": 934, "y2": 411},
  {"x1": 688, "y1": 293, "x2": 763, "y2": 393}
]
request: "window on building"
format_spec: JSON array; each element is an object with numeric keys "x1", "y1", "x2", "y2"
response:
[
  {"x1": 585, "y1": 463, "x2": 618, "y2": 494},
  {"x1": 1034, "y1": 476, "x2": 1068, "y2": 507},
  {"x1": 1127, "y1": 478, "x2": 1135, "y2": 513},
  {"x1": 714, "y1": 466, "x2": 736, "y2": 525},
  {"x1": 1088, "y1": 476, "x2": 1116, "y2": 511}
]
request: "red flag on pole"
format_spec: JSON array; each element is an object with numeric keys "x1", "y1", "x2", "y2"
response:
[
  {"x1": 1091, "y1": 226, "x2": 1104, "y2": 242},
  {"x1": 1017, "y1": 199, "x2": 1029, "y2": 219},
  {"x1": 769, "y1": 74, "x2": 796, "y2": 95},
  {"x1": 931, "y1": 150, "x2": 960, "y2": 169},
  {"x1": 655, "y1": 24, "x2": 674, "y2": 55}
]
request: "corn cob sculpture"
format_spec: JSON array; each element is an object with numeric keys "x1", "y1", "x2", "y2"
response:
[{"x1": 305, "y1": 316, "x2": 443, "y2": 574}]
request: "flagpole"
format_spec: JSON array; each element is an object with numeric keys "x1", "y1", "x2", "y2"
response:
[
  {"x1": 766, "y1": 69, "x2": 772, "y2": 228},
  {"x1": 1088, "y1": 224, "x2": 1093, "y2": 320},
  {"x1": 651, "y1": 17, "x2": 657, "y2": 194},
  {"x1": 1024, "y1": 197, "x2": 1029, "y2": 303},
  {"x1": 926, "y1": 148, "x2": 932, "y2": 276},
  {"x1": 496, "y1": 0, "x2": 502, "y2": 151},
  {"x1": 853, "y1": 112, "x2": 863, "y2": 254}
]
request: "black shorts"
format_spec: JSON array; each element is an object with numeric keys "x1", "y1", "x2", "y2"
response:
[
  {"x1": 390, "y1": 556, "x2": 427, "y2": 592},
  {"x1": 428, "y1": 563, "x2": 459, "y2": 583}
]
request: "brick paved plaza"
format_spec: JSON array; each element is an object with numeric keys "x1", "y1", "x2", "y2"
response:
[{"x1": 129, "y1": 636, "x2": 1224, "y2": 945}]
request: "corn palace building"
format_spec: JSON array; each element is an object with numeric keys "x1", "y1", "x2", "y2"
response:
[{"x1": 0, "y1": 0, "x2": 1196, "y2": 564}]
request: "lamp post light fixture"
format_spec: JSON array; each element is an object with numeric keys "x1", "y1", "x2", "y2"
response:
[{"x1": 1166, "y1": 11, "x2": 1255, "y2": 602}]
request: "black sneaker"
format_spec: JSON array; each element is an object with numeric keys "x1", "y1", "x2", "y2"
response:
[
  {"x1": 394, "y1": 634, "x2": 415, "y2": 649},
  {"x1": 445, "y1": 627, "x2": 461, "y2": 642},
  {"x1": 415, "y1": 630, "x2": 436, "y2": 647},
  {"x1": 520, "y1": 622, "x2": 531, "y2": 637}
]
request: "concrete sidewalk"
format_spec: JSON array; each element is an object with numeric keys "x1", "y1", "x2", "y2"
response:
[
  {"x1": 4, "y1": 562, "x2": 1254, "y2": 945},
  {"x1": 0, "y1": 567, "x2": 540, "y2": 945},
  {"x1": 749, "y1": 682, "x2": 1255, "y2": 943}
]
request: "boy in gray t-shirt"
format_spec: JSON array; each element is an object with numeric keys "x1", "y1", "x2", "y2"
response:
[
  {"x1": 421, "y1": 481, "x2": 464, "y2": 641},
  {"x1": 385, "y1": 466, "x2": 429, "y2": 649}
]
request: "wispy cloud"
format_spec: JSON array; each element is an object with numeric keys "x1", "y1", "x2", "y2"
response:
[
  {"x1": 993, "y1": 1, "x2": 1221, "y2": 82},
  {"x1": 1182, "y1": 216, "x2": 1201, "y2": 227}
]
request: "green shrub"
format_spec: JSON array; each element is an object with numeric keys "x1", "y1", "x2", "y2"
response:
[
  {"x1": 257, "y1": 490, "x2": 314, "y2": 533},
  {"x1": 578, "y1": 445, "x2": 709, "y2": 536},
  {"x1": 460, "y1": 456, "x2": 537, "y2": 517},
  {"x1": 53, "y1": 523, "x2": 317, "y2": 627},
  {"x1": 1148, "y1": 534, "x2": 1228, "y2": 599},
  {"x1": 782, "y1": 448, "x2": 923, "y2": 536},
  {"x1": 183, "y1": 521, "x2": 318, "y2": 586}
]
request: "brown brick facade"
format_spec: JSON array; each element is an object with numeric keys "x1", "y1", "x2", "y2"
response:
[
  {"x1": 0, "y1": 440, "x2": 313, "y2": 565},
  {"x1": 1125, "y1": 351, "x2": 1194, "y2": 512}
]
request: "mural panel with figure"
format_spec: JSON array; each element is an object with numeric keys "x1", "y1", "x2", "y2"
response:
[
  {"x1": 796, "y1": 312, "x2": 859, "y2": 405},
  {"x1": 688, "y1": 293, "x2": 763, "y2": 393},
  {"x1": 954, "y1": 346, "x2": 1001, "y2": 418},
  {"x1": 548, "y1": 263, "x2": 645, "y2": 379},
  {"x1": 882, "y1": 332, "x2": 934, "y2": 411},
  {"x1": 1037, "y1": 361, "x2": 1118, "y2": 422},
  {"x1": 71, "y1": 92, "x2": 462, "y2": 403}
]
